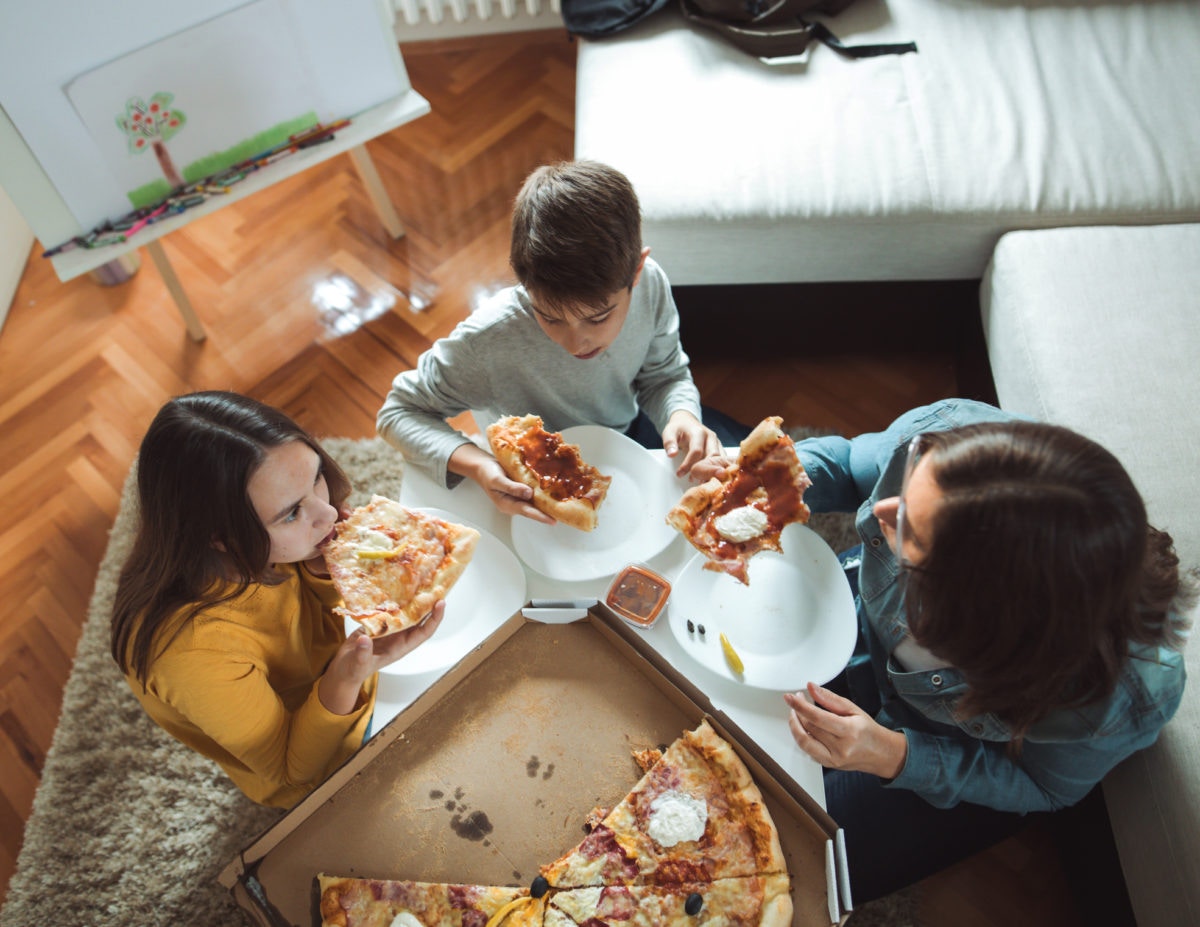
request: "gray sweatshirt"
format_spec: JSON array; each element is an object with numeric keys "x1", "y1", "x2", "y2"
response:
[{"x1": 376, "y1": 258, "x2": 702, "y2": 488}]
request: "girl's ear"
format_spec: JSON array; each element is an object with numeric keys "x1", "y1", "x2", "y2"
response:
[{"x1": 211, "y1": 537, "x2": 226, "y2": 553}]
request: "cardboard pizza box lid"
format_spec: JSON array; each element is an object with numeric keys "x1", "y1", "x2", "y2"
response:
[{"x1": 219, "y1": 609, "x2": 850, "y2": 926}]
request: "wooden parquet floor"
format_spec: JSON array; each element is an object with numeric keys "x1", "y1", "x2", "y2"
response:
[{"x1": 0, "y1": 28, "x2": 1088, "y2": 927}]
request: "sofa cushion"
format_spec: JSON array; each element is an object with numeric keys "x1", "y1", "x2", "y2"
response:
[
  {"x1": 981, "y1": 223, "x2": 1200, "y2": 927},
  {"x1": 575, "y1": 1, "x2": 1200, "y2": 284}
]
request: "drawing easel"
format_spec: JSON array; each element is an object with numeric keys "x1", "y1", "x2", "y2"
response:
[{"x1": 0, "y1": 0, "x2": 429, "y2": 341}]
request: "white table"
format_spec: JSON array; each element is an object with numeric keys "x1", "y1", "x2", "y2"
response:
[{"x1": 369, "y1": 446, "x2": 830, "y2": 808}]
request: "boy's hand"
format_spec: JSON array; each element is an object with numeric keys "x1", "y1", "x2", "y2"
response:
[
  {"x1": 449, "y1": 444, "x2": 555, "y2": 525},
  {"x1": 663, "y1": 410, "x2": 724, "y2": 478},
  {"x1": 319, "y1": 602, "x2": 446, "y2": 715},
  {"x1": 478, "y1": 459, "x2": 556, "y2": 524}
]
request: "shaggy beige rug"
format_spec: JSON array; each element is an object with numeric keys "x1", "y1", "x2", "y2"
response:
[{"x1": 0, "y1": 435, "x2": 918, "y2": 927}]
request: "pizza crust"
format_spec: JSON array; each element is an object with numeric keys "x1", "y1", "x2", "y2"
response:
[
  {"x1": 486, "y1": 415, "x2": 612, "y2": 532},
  {"x1": 323, "y1": 495, "x2": 480, "y2": 637}
]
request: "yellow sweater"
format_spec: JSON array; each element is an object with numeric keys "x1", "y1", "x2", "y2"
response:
[{"x1": 125, "y1": 564, "x2": 375, "y2": 808}]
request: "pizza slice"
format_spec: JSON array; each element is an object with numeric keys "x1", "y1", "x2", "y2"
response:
[
  {"x1": 666, "y1": 416, "x2": 812, "y2": 585},
  {"x1": 317, "y1": 875, "x2": 539, "y2": 927},
  {"x1": 544, "y1": 877, "x2": 792, "y2": 927},
  {"x1": 540, "y1": 720, "x2": 787, "y2": 888},
  {"x1": 485, "y1": 414, "x2": 613, "y2": 532},
  {"x1": 323, "y1": 495, "x2": 480, "y2": 637}
]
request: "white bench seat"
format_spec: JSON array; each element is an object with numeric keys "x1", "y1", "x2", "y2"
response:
[{"x1": 575, "y1": 1, "x2": 1200, "y2": 284}]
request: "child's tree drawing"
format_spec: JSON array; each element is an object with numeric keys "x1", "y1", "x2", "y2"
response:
[{"x1": 116, "y1": 92, "x2": 188, "y2": 188}]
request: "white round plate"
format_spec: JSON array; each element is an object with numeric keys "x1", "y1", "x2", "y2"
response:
[
  {"x1": 344, "y1": 508, "x2": 526, "y2": 676},
  {"x1": 509, "y1": 426, "x2": 682, "y2": 581},
  {"x1": 668, "y1": 524, "x2": 857, "y2": 690}
]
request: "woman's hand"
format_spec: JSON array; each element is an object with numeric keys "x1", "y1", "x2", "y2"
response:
[
  {"x1": 319, "y1": 601, "x2": 446, "y2": 715},
  {"x1": 784, "y1": 682, "x2": 908, "y2": 780},
  {"x1": 663, "y1": 411, "x2": 725, "y2": 478},
  {"x1": 688, "y1": 454, "x2": 735, "y2": 484}
]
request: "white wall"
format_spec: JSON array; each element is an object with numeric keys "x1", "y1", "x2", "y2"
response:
[
  {"x1": 392, "y1": 4, "x2": 563, "y2": 42},
  {"x1": 0, "y1": 183, "x2": 34, "y2": 333}
]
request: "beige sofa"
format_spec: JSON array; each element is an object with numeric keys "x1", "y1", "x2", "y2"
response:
[{"x1": 982, "y1": 223, "x2": 1200, "y2": 927}]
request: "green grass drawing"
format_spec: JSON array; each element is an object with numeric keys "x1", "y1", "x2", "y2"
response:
[{"x1": 125, "y1": 111, "x2": 319, "y2": 209}]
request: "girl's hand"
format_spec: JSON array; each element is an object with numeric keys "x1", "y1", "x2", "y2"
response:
[
  {"x1": 663, "y1": 411, "x2": 724, "y2": 478},
  {"x1": 319, "y1": 601, "x2": 446, "y2": 715},
  {"x1": 784, "y1": 682, "x2": 908, "y2": 779}
]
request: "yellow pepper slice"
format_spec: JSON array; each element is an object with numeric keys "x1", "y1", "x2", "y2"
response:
[
  {"x1": 719, "y1": 633, "x2": 745, "y2": 675},
  {"x1": 354, "y1": 548, "x2": 398, "y2": 560},
  {"x1": 484, "y1": 896, "x2": 538, "y2": 927}
]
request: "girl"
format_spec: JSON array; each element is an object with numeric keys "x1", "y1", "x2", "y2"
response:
[{"x1": 111, "y1": 391, "x2": 443, "y2": 807}]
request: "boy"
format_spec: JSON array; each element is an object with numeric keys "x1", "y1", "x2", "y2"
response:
[{"x1": 376, "y1": 160, "x2": 746, "y2": 525}]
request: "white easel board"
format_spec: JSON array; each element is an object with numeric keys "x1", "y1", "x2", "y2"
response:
[{"x1": 0, "y1": 0, "x2": 423, "y2": 277}]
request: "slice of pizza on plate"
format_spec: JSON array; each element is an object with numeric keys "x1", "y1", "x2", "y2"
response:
[
  {"x1": 323, "y1": 495, "x2": 480, "y2": 637},
  {"x1": 666, "y1": 416, "x2": 812, "y2": 585},
  {"x1": 540, "y1": 720, "x2": 788, "y2": 888},
  {"x1": 486, "y1": 414, "x2": 613, "y2": 531},
  {"x1": 317, "y1": 875, "x2": 538, "y2": 927}
]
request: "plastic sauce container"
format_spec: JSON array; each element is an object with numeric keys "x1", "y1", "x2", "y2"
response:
[{"x1": 605, "y1": 563, "x2": 671, "y2": 629}]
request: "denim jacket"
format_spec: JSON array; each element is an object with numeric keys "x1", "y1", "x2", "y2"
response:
[{"x1": 797, "y1": 399, "x2": 1187, "y2": 813}]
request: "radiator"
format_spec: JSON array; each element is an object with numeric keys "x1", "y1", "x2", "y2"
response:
[{"x1": 392, "y1": 0, "x2": 564, "y2": 40}]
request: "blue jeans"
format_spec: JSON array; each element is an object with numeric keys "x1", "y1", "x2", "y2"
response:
[
  {"x1": 825, "y1": 545, "x2": 1037, "y2": 903},
  {"x1": 624, "y1": 406, "x2": 752, "y2": 451}
]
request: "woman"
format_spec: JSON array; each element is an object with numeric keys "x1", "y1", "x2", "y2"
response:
[
  {"x1": 111, "y1": 391, "x2": 443, "y2": 807},
  {"x1": 772, "y1": 399, "x2": 1191, "y2": 901}
]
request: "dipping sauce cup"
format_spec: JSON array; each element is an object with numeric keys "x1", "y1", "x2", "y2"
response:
[{"x1": 605, "y1": 563, "x2": 671, "y2": 629}]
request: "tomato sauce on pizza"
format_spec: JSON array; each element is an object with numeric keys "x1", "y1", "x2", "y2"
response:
[{"x1": 667, "y1": 417, "x2": 812, "y2": 585}]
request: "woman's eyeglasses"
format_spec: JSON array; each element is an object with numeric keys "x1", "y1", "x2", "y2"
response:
[{"x1": 893, "y1": 434, "x2": 927, "y2": 568}]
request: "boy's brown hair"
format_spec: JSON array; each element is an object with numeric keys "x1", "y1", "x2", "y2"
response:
[{"x1": 510, "y1": 160, "x2": 643, "y2": 316}]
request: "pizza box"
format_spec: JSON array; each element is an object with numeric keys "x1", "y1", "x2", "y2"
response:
[{"x1": 219, "y1": 608, "x2": 852, "y2": 926}]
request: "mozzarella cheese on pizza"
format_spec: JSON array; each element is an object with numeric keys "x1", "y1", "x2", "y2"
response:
[
  {"x1": 667, "y1": 416, "x2": 812, "y2": 585},
  {"x1": 486, "y1": 415, "x2": 612, "y2": 532},
  {"x1": 322, "y1": 495, "x2": 479, "y2": 637}
]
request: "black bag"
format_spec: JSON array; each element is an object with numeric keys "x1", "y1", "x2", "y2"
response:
[
  {"x1": 561, "y1": 0, "x2": 673, "y2": 37},
  {"x1": 679, "y1": 0, "x2": 918, "y2": 60}
]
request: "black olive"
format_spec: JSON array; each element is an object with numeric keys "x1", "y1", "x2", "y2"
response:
[
  {"x1": 686, "y1": 619, "x2": 695, "y2": 633},
  {"x1": 530, "y1": 875, "x2": 549, "y2": 898},
  {"x1": 698, "y1": 624, "x2": 706, "y2": 636},
  {"x1": 685, "y1": 892, "x2": 703, "y2": 916}
]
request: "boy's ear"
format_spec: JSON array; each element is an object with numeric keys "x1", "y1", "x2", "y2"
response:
[{"x1": 630, "y1": 246, "x2": 651, "y2": 289}]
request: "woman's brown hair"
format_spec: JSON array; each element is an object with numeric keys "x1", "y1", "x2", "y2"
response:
[
  {"x1": 903, "y1": 421, "x2": 1191, "y2": 741},
  {"x1": 509, "y1": 160, "x2": 643, "y2": 316},
  {"x1": 110, "y1": 391, "x2": 351, "y2": 686}
]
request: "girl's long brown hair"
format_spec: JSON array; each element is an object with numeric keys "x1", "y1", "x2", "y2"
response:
[
  {"x1": 903, "y1": 422, "x2": 1192, "y2": 741},
  {"x1": 111, "y1": 391, "x2": 351, "y2": 686}
]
